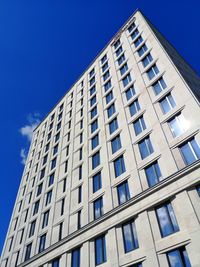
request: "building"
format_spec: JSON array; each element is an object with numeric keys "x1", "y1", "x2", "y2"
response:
[{"x1": 1, "y1": 9, "x2": 200, "y2": 267}]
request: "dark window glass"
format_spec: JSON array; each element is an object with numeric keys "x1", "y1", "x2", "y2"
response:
[
  {"x1": 131, "y1": 28, "x2": 139, "y2": 40},
  {"x1": 51, "y1": 157, "x2": 57, "y2": 170},
  {"x1": 114, "y1": 39, "x2": 121, "y2": 50},
  {"x1": 91, "y1": 119, "x2": 98, "y2": 133},
  {"x1": 94, "y1": 197, "x2": 103, "y2": 220},
  {"x1": 90, "y1": 85, "x2": 96, "y2": 96},
  {"x1": 103, "y1": 70, "x2": 110, "y2": 81},
  {"x1": 134, "y1": 36, "x2": 143, "y2": 47},
  {"x1": 133, "y1": 116, "x2": 146, "y2": 135},
  {"x1": 104, "y1": 80, "x2": 112, "y2": 92},
  {"x1": 122, "y1": 73, "x2": 132, "y2": 87},
  {"x1": 129, "y1": 99, "x2": 140, "y2": 116},
  {"x1": 51, "y1": 258, "x2": 60, "y2": 267},
  {"x1": 160, "y1": 94, "x2": 176, "y2": 114},
  {"x1": 122, "y1": 221, "x2": 139, "y2": 253},
  {"x1": 90, "y1": 95, "x2": 96, "y2": 107},
  {"x1": 42, "y1": 210, "x2": 49, "y2": 228},
  {"x1": 37, "y1": 183, "x2": 43, "y2": 196},
  {"x1": 138, "y1": 137, "x2": 154, "y2": 159},
  {"x1": 152, "y1": 77, "x2": 167, "y2": 95},
  {"x1": 180, "y1": 138, "x2": 200, "y2": 165},
  {"x1": 107, "y1": 103, "x2": 116, "y2": 118},
  {"x1": 111, "y1": 135, "x2": 122, "y2": 153},
  {"x1": 91, "y1": 106, "x2": 97, "y2": 119},
  {"x1": 93, "y1": 172, "x2": 102, "y2": 193},
  {"x1": 142, "y1": 53, "x2": 153, "y2": 67},
  {"x1": 24, "y1": 243, "x2": 32, "y2": 261},
  {"x1": 125, "y1": 85, "x2": 136, "y2": 100},
  {"x1": 145, "y1": 161, "x2": 162, "y2": 187},
  {"x1": 128, "y1": 22, "x2": 136, "y2": 33},
  {"x1": 45, "y1": 190, "x2": 52, "y2": 206},
  {"x1": 114, "y1": 155, "x2": 126, "y2": 177},
  {"x1": 101, "y1": 54, "x2": 107, "y2": 65},
  {"x1": 33, "y1": 200, "x2": 40, "y2": 215},
  {"x1": 167, "y1": 247, "x2": 191, "y2": 267},
  {"x1": 92, "y1": 151, "x2": 100, "y2": 169},
  {"x1": 105, "y1": 91, "x2": 113, "y2": 104},
  {"x1": 91, "y1": 134, "x2": 99, "y2": 150},
  {"x1": 117, "y1": 54, "x2": 126, "y2": 66},
  {"x1": 95, "y1": 235, "x2": 107, "y2": 265},
  {"x1": 53, "y1": 144, "x2": 58, "y2": 155},
  {"x1": 117, "y1": 181, "x2": 130, "y2": 205},
  {"x1": 115, "y1": 46, "x2": 123, "y2": 57},
  {"x1": 71, "y1": 247, "x2": 80, "y2": 267},
  {"x1": 38, "y1": 234, "x2": 46, "y2": 253},
  {"x1": 109, "y1": 118, "x2": 118, "y2": 134},
  {"x1": 146, "y1": 64, "x2": 159, "y2": 80},
  {"x1": 120, "y1": 63, "x2": 128, "y2": 76}
]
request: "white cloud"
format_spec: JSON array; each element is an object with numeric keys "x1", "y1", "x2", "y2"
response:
[{"x1": 19, "y1": 113, "x2": 41, "y2": 164}]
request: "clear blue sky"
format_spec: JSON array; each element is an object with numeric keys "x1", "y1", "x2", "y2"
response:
[{"x1": 0, "y1": 0, "x2": 199, "y2": 255}]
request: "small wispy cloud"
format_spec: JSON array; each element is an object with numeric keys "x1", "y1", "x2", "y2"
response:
[{"x1": 19, "y1": 112, "x2": 41, "y2": 164}]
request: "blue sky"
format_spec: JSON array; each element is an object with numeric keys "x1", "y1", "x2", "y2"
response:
[{"x1": 0, "y1": 0, "x2": 199, "y2": 254}]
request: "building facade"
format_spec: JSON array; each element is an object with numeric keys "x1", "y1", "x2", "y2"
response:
[{"x1": 1, "y1": 9, "x2": 200, "y2": 267}]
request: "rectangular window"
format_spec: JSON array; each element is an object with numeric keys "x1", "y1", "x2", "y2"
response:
[
  {"x1": 90, "y1": 85, "x2": 96, "y2": 96},
  {"x1": 120, "y1": 63, "x2": 128, "y2": 76},
  {"x1": 104, "y1": 80, "x2": 112, "y2": 92},
  {"x1": 51, "y1": 258, "x2": 60, "y2": 267},
  {"x1": 196, "y1": 185, "x2": 200, "y2": 197},
  {"x1": 117, "y1": 54, "x2": 126, "y2": 66},
  {"x1": 107, "y1": 103, "x2": 116, "y2": 118},
  {"x1": 105, "y1": 91, "x2": 113, "y2": 104},
  {"x1": 134, "y1": 36, "x2": 143, "y2": 47},
  {"x1": 51, "y1": 157, "x2": 57, "y2": 170},
  {"x1": 40, "y1": 168, "x2": 45, "y2": 179},
  {"x1": 137, "y1": 44, "x2": 148, "y2": 56},
  {"x1": 111, "y1": 135, "x2": 122, "y2": 153},
  {"x1": 168, "y1": 114, "x2": 186, "y2": 137},
  {"x1": 89, "y1": 76, "x2": 95, "y2": 87},
  {"x1": 156, "y1": 202, "x2": 179, "y2": 237},
  {"x1": 79, "y1": 165, "x2": 82, "y2": 180},
  {"x1": 115, "y1": 46, "x2": 123, "y2": 57},
  {"x1": 90, "y1": 95, "x2": 96, "y2": 107},
  {"x1": 57, "y1": 122, "x2": 61, "y2": 131},
  {"x1": 102, "y1": 61, "x2": 108, "y2": 73},
  {"x1": 93, "y1": 172, "x2": 102, "y2": 193},
  {"x1": 131, "y1": 28, "x2": 139, "y2": 40},
  {"x1": 89, "y1": 68, "x2": 95, "y2": 78},
  {"x1": 117, "y1": 181, "x2": 130, "y2": 205},
  {"x1": 145, "y1": 161, "x2": 162, "y2": 187},
  {"x1": 91, "y1": 119, "x2": 98, "y2": 133},
  {"x1": 92, "y1": 151, "x2": 100, "y2": 169},
  {"x1": 79, "y1": 147, "x2": 82, "y2": 160},
  {"x1": 95, "y1": 235, "x2": 107, "y2": 265},
  {"x1": 71, "y1": 247, "x2": 80, "y2": 267},
  {"x1": 24, "y1": 243, "x2": 32, "y2": 261},
  {"x1": 43, "y1": 155, "x2": 48, "y2": 165},
  {"x1": 53, "y1": 144, "x2": 58, "y2": 155},
  {"x1": 37, "y1": 183, "x2": 43, "y2": 196},
  {"x1": 128, "y1": 22, "x2": 136, "y2": 33},
  {"x1": 29, "y1": 220, "x2": 36, "y2": 237},
  {"x1": 80, "y1": 133, "x2": 83, "y2": 144},
  {"x1": 58, "y1": 112, "x2": 63, "y2": 121},
  {"x1": 33, "y1": 200, "x2": 40, "y2": 215},
  {"x1": 109, "y1": 118, "x2": 118, "y2": 134},
  {"x1": 77, "y1": 210, "x2": 81, "y2": 229},
  {"x1": 101, "y1": 54, "x2": 107, "y2": 65},
  {"x1": 61, "y1": 198, "x2": 65, "y2": 215},
  {"x1": 160, "y1": 94, "x2": 176, "y2": 114},
  {"x1": 122, "y1": 221, "x2": 139, "y2": 253},
  {"x1": 129, "y1": 99, "x2": 140, "y2": 117},
  {"x1": 114, "y1": 155, "x2": 126, "y2": 177},
  {"x1": 122, "y1": 73, "x2": 132, "y2": 87},
  {"x1": 180, "y1": 138, "x2": 200, "y2": 165},
  {"x1": 45, "y1": 190, "x2": 52, "y2": 206},
  {"x1": 38, "y1": 234, "x2": 46, "y2": 253},
  {"x1": 152, "y1": 77, "x2": 167, "y2": 95},
  {"x1": 125, "y1": 85, "x2": 136, "y2": 100},
  {"x1": 142, "y1": 53, "x2": 153, "y2": 67},
  {"x1": 94, "y1": 197, "x2": 103, "y2": 219},
  {"x1": 133, "y1": 116, "x2": 146, "y2": 135},
  {"x1": 91, "y1": 106, "x2": 97, "y2": 119},
  {"x1": 42, "y1": 210, "x2": 49, "y2": 228},
  {"x1": 167, "y1": 247, "x2": 191, "y2": 267},
  {"x1": 138, "y1": 136, "x2": 154, "y2": 159},
  {"x1": 103, "y1": 70, "x2": 110, "y2": 81},
  {"x1": 55, "y1": 132, "x2": 60, "y2": 142},
  {"x1": 114, "y1": 39, "x2": 121, "y2": 50},
  {"x1": 91, "y1": 134, "x2": 99, "y2": 150},
  {"x1": 147, "y1": 64, "x2": 159, "y2": 80}
]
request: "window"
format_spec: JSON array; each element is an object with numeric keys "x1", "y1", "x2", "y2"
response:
[
  {"x1": 109, "y1": 118, "x2": 118, "y2": 134},
  {"x1": 160, "y1": 94, "x2": 176, "y2": 114},
  {"x1": 90, "y1": 95, "x2": 96, "y2": 107},
  {"x1": 45, "y1": 190, "x2": 52, "y2": 206},
  {"x1": 89, "y1": 76, "x2": 95, "y2": 87},
  {"x1": 78, "y1": 186, "x2": 82, "y2": 203},
  {"x1": 111, "y1": 135, "x2": 121, "y2": 153},
  {"x1": 77, "y1": 210, "x2": 81, "y2": 229},
  {"x1": 156, "y1": 202, "x2": 179, "y2": 237},
  {"x1": 40, "y1": 168, "x2": 45, "y2": 179},
  {"x1": 131, "y1": 28, "x2": 139, "y2": 40},
  {"x1": 58, "y1": 112, "x2": 63, "y2": 121},
  {"x1": 138, "y1": 44, "x2": 148, "y2": 57},
  {"x1": 61, "y1": 198, "x2": 65, "y2": 215},
  {"x1": 117, "y1": 181, "x2": 130, "y2": 205},
  {"x1": 37, "y1": 183, "x2": 43, "y2": 196},
  {"x1": 91, "y1": 134, "x2": 99, "y2": 150},
  {"x1": 51, "y1": 258, "x2": 60, "y2": 267},
  {"x1": 105, "y1": 91, "x2": 113, "y2": 104},
  {"x1": 167, "y1": 247, "x2": 191, "y2": 267},
  {"x1": 196, "y1": 185, "x2": 200, "y2": 197},
  {"x1": 179, "y1": 138, "x2": 200, "y2": 165},
  {"x1": 79, "y1": 147, "x2": 82, "y2": 160},
  {"x1": 138, "y1": 136, "x2": 154, "y2": 159},
  {"x1": 115, "y1": 46, "x2": 123, "y2": 57},
  {"x1": 55, "y1": 132, "x2": 60, "y2": 142},
  {"x1": 142, "y1": 53, "x2": 153, "y2": 67},
  {"x1": 129, "y1": 99, "x2": 140, "y2": 116},
  {"x1": 91, "y1": 119, "x2": 98, "y2": 133},
  {"x1": 102, "y1": 62, "x2": 108, "y2": 73},
  {"x1": 145, "y1": 161, "x2": 162, "y2": 187},
  {"x1": 134, "y1": 36, "x2": 143, "y2": 47},
  {"x1": 120, "y1": 63, "x2": 128, "y2": 76},
  {"x1": 128, "y1": 22, "x2": 136, "y2": 33},
  {"x1": 57, "y1": 121, "x2": 61, "y2": 131},
  {"x1": 117, "y1": 53, "x2": 126, "y2": 66},
  {"x1": 59, "y1": 222, "x2": 63, "y2": 240},
  {"x1": 114, "y1": 39, "x2": 121, "y2": 50},
  {"x1": 152, "y1": 77, "x2": 167, "y2": 95},
  {"x1": 104, "y1": 80, "x2": 112, "y2": 92},
  {"x1": 93, "y1": 172, "x2": 102, "y2": 193},
  {"x1": 53, "y1": 144, "x2": 58, "y2": 155},
  {"x1": 91, "y1": 106, "x2": 97, "y2": 119},
  {"x1": 101, "y1": 54, "x2": 107, "y2": 65},
  {"x1": 89, "y1": 68, "x2": 95, "y2": 78},
  {"x1": 90, "y1": 85, "x2": 96, "y2": 96},
  {"x1": 80, "y1": 133, "x2": 83, "y2": 144},
  {"x1": 24, "y1": 243, "x2": 32, "y2": 261},
  {"x1": 114, "y1": 155, "x2": 126, "y2": 177},
  {"x1": 146, "y1": 64, "x2": 159, "y2": 80},
  {"x1": 168, "y1": 114, "x2": 186, "y2": 137},
  {"x1": 122, "y1": 73, "x2": 132, "y2": 87},
  {"x1": 122, "y1": 221, "x2": 139, "y2": 253},
  {"x1": 103, "y1": 70, "x2": 110, "y2": 81},
  {"x1": 38, "y1": 234, "x2": 46, "y2": 253},
  {"x1": 133, "y1": 116, "x2": 146, "y2": 135},
  {"x1": 80, "y1": 119, "x2": 83, "y2": 129},
  {"x1": 79, "y1": 165, "x2": 82, "y2": 180},
  {"x1": 125, "y1": 85, "x2": 136, "y2": 100},
  {"x1": 51, "y1": 157, "x2": 57, "y2": 170},
  {"x1": 42, "y1": 210, "x2": 49, "y2": 228},
  {"x1": 71, "y1": 247, "x2": 80, "y2": 267},
  {"x1": 29, "y1": 220, "x2": 36, "y2": 237},
  {"x1": 95, "y1": 235, "x2": 107, "y2": 265},
  {"x1": 107, "y1": 103, "x2": 116, "y2": 118},
  {"x1": 93, "y1": 197, "x2": 103, "y2": 219},
  {"x1": 33, "y1": 200, "x2": 40, "y2": 215},
  {"x1": 43, "y1": 155, "x2": 48, "y2": 165},
  {"x1": 92, "y1": 151, "x2": 100, "y2": 169},
  {"x1": 45, "y1": 142, "x2": 50, "y2": 152}
]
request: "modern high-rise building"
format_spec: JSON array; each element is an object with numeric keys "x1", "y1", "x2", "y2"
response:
[{"x1": 1, "y1": 9, "x2": 200, "y2": 267}]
